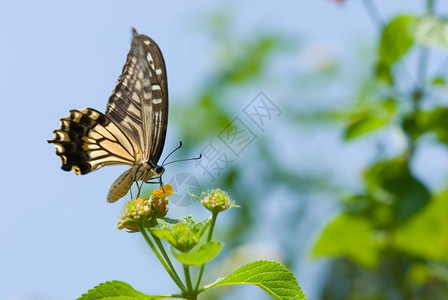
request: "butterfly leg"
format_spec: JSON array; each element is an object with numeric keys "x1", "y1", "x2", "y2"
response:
[
  {"x1": 145, "y1": 177, "x2": 163, "y2": 185},
  {"x1": 144, "y1": 177, "x2": 165, "y2": 193},
  {"x1": 136, "y1": 181, "x2": 144, "y2": 198},
  {"x1": 159, "y1": 177, "x2": 165, "y2": 193}
]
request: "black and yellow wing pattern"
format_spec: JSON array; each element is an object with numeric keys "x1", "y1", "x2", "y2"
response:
[{"x1": 48, "y1": 28, "x2": 168, "y2": 203}]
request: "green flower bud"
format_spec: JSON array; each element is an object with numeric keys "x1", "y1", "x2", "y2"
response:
[{"x1": 200, "y1": 189, "x2": 237, "y2": 214}]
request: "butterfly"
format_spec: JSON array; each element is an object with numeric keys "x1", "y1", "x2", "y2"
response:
[{"x1": 48, "y1": 28, "x2": 169, "y2": 203}]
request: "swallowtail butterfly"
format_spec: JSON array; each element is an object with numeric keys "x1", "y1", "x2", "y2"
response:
[{"x1": 48, "y1": 28, "x2": 168, "y2": 203}]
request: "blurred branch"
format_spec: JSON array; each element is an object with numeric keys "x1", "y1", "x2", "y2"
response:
[
  {"x1": 361, "y1": 0, "x2": 383, "y2": 27},
  {"x1": 427, "y1": 0, "x2": 435, "y2": 14},
  {"x1": 410, "y1": 0, "x2": 435, "y2": 155},
  {"x1": 416, "y1": 0, "x2": 436, "y2": 91}
]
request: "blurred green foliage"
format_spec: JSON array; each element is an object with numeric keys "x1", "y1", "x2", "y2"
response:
[
  {"x1": 171, "y1": 1, "x2": 448, "y2": 299},
  {"x1": 394, "y1": 191, "x2": 448, "y2": 260},
  {"x1": 172, "y1": 29, "x2": 286, "y2": 145},
  {"x1": 312, "y1": 2, "x2": 448, "y2": 300},
  {"x1": 414, "y1": 15, "x2": 448, "y2": 49},
  {"x1": 314, "y1": 213, "x2": 380, "y2": 268}
]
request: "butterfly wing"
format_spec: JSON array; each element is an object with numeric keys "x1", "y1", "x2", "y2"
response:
[
  {"x1": 48, "y1": 108, "x2": 142, "y2": 174},
  {"x1": 105, "y1": 28, "x2": 168, "y2": 165}
]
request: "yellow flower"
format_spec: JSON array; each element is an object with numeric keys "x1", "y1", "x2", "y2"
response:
[
  {"x1": 152, "y1": 196, "x2": 169, "y2": 216},
  {"x1": 152, "y1": 184, "x2": 174, "y2": 198}
]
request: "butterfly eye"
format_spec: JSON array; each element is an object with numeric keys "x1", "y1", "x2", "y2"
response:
[{"x1": 155, "y1": 166, "x2": 165, "y2": 175}]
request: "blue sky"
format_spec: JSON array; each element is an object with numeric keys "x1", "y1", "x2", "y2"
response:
[{"x1": 2, "y1": 1, "x2": 447, "y2": 299}]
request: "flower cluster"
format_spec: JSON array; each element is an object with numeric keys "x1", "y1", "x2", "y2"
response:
[
  {"x1": 200, "y1": 189, "x2": 237, "y2": 214},
  {"x1": 117, "y1": 185, "x2": 173, "y2": 231}
]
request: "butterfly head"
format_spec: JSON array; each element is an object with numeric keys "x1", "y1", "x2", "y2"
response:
[
  {"x1": 143, "y1": 161, "x2": 165, "y2": 185},
  {"x1": 154, "y1": 165, "x2": 165, "y2": 176}
]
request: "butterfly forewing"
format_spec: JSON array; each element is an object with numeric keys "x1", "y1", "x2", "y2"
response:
[{"x1": 105, "y1": 29, "x2": 168, "y2": 164}]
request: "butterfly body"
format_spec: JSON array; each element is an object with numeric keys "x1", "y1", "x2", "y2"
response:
[
  {"x1": 108, "y1": 163, "x2": 164, "y2": 203},
  {"x1": 48, "y1": 29, "x2": 168, "y2": 203}
]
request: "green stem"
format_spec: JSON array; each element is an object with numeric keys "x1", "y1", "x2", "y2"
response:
[
  {"x1": 207, "y1": 212, "x2": 218, "y2": 241},
  {"x1": 183, "y1": 265, "x2": 195, "y2": 298},
  {"x1": 139, "y1": 226, "x2": 187, "y2": 293},
  {"x1": 194, "y1": 212, "x2": 218, "y2": 291},
  {"x1": 152, "y1": 234, "x2": 186, "y2": 291},
  {"x1": 416, "y1": 49, "x2": 428, "y2": 92}
]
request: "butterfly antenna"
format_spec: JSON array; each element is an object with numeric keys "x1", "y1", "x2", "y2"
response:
[
  {"x1": 162, "y1": 154, "x2": 202, "y2": 167},
  {"x1": 161, "y1": 141, "x2": 183, "y2": 166}
]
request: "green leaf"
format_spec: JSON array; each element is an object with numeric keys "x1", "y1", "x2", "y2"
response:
[
  {"x1": 375, "y1": 60, "x2": 393, "y2": 83},
  {"x1": 402, "y1": 114, "x2": 423, "y2": 142},
  {"x1": 171, "y1": 241, "x2": 224, "y2": 266},
  {"x1": 379, "y1": 15, "x2": 416, "y2": 65},
  {"x1": 206, "y1": 260, "x2": 307, "y2": 300},
  {"x1": 344, "y1": 116, "x2": 388, "y2": 140},
  {"x1": 376, "y1": 15, "x2": 416, "y2": 83},
  {"x1": 413, "y1": 15, "x2": 448, "y2": 49},
  {"x1": 341, "y1": 98, "x2": 396, "y2": 140},
  {"x1": 313, "y1": 213, "x2": 380, "y2": 268},
  {"x1": 420, "y1": 106, "x2": 448, "y2": 145},
  {"x1": 77, "y1": 281, "x2": 166, "y2": 300},
  {"x1": 341, "y1": 194, "x2": 371, "y2": 214},
  {"x1": 394, "y1": 191, "x2": 448, "y2": 260},
  {"x1": 150, "y1": 216, "x2": 211, "y2": 252},
  {"x1": 365, "y1": 157, "x2": 430, "y2": 221}
]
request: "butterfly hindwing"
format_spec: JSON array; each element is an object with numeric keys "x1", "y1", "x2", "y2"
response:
[{"x1": 48, "y1": 108, "x2": 142, "y2": 174}]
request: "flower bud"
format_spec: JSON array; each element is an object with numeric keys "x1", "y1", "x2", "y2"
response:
[{"x1": 200, "y1": 189, "x2": 237, "y2": 214}]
